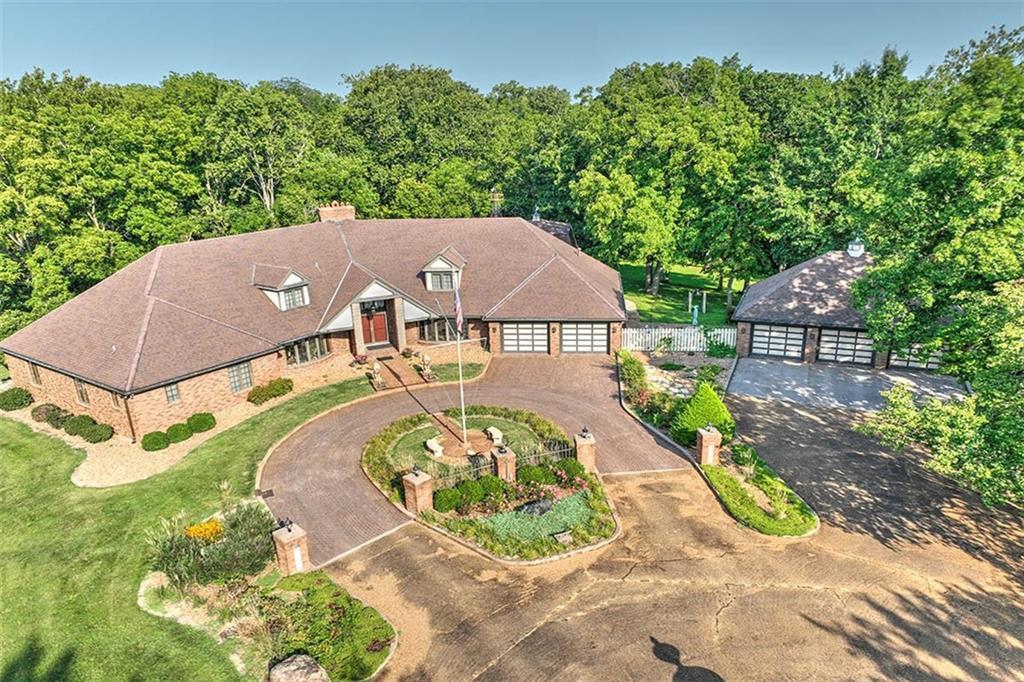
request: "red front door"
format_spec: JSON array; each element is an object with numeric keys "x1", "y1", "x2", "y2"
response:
[{"x1": 360, "y1": 301, "x2": 390, "y2": 345}]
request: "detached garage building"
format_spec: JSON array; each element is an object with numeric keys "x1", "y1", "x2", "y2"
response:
[{"x1": 733, "y1": 239, "x2": 939, "y2": 370}]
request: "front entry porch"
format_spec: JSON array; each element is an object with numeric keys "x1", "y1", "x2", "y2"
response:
[{"x1": 351, "y1": 297, "x2": 407, "y2": 355}]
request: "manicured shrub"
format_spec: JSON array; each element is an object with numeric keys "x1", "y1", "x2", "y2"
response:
[
  {"x1": 63, "y1": 414, "x2": 96, "y2": 437},
  {"x1": 247, "y1": 377, "x2": 294, "y2": 405},
  {"x1": 30, "y1": 403, "x2": 60, "y2": 423},
  {"x1": 81, "y1": 423, "x2": 114, "y2": 443},
  {"x1": 478, "y1": 474, "x2": 506, "y2": 501},
  {"x1": 142, "y1": 431, "x2": 170, "y2": 451},
  {"x1": 617, "y1": 350, "x2": 648, "y2": 392},
  {"x1": 44, "y1": 406, "x2": 72, "y2": 429},
  {"x1": 457, "y1": 479, "x2": 486, "y2": 509},
  {"x1": 434, "y1": 488, "x2": 461, "y2": 513},
  {"x1": 166, "y1": 423, "x2": 192, "y2": 443},
  {"x1": 0, "y1": 387, "x2": 33, "y2": 411},
  {"x1": 555, "y1": 458, "x2": 586, "y2": 480},
  {"x1": 186, "y1": 412, "x2": 216, "y2": 433},
  {"x1": 517, "y1": 464, "x2": 557, "y2": 486},
  {"x1": 671, "y1": 382, "x2": 736, "y2": 446}
]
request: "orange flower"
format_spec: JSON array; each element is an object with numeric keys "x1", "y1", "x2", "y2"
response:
[{"x1": 185, "y1": 519, "x2": 224, "y2": 543}]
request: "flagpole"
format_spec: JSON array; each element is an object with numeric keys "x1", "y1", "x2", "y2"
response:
[{"x1": 455, "y1": 289, "x2": 468, "y2": 448}]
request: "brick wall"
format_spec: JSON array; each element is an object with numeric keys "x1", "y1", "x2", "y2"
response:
[
  {"x1": 6, "y1": 356, "x2": 133, "y2": 436},
  {"x1": 609, "y1": 322, "x2": 622, "y2": 354},
  {"x1": 736, "y1": 322, "x2": 752, "y2": 358},
  {"x1": 548, "y1": 322, "x2": 561, "y2": 356}
]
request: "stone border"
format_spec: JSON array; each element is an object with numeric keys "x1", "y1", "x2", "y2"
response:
[
  {"x1": 614, "y1": 354, "x2": 820, "y2": 539},
  {"x1": 357, "y1": 410, "x2": 622, "y2": 567}
]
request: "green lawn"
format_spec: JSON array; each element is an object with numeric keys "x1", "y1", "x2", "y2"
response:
[
  {"x1": 431, "y1": 362, "x2": 484, "y2": 383},
  {"x1": 386, "y1": 416, "x2": 541, "y2": 476},
  {"x1": 0, "y1": 362, "x2": 9, "y2": 381},
  {"x1": 0, "y1": 378, "x2": 372, "y2": 681},
  {"x1": 619, "y1": 263, "x2": 746, "y2": 326}
]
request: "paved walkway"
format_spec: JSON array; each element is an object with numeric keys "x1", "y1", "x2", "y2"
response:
[
  {"x1": 728, "y1": 357, "x2": 964, "y2": 410},
  {"x1": 259, "y1": 355, "x2": 686, "y2": 564},
  {"x1": 326, "y1": 400, "x2": 1023, "y2": 681}
]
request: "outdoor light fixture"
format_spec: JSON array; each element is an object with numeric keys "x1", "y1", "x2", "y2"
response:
[
  {"x1": 277, "y1": 517, "x2": 294, "y2": 532},
  {"x1": 581, "y1": 425, "x2": 590, "y2": 437},
  {"x1": 412, "y1": 463, "x2": 422, "y2": 476}
]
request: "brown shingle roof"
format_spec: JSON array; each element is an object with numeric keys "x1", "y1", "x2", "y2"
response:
[
  {"x1": 732, "y1": 250, "x2": 872, "y2": 329},
  {"x1": 1, "y1": 217, "x2": 623, "y2": 392}
]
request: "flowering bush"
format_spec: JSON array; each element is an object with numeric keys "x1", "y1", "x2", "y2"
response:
[{"x1": 185, "y1": 518, "x2": 224, "y2": 543}]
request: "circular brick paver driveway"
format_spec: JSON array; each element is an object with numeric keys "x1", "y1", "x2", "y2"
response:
[{"x1": 259, "y1": 355, "x2": 686, "y2": 565}]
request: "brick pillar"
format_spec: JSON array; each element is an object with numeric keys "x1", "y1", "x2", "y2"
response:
[
  {"x1": 272, "y1": 524, "x2": 311, "y2": 576},
  {"x1": 803, "y1": 327, "x2": 820, "y2": 364},
  {"x1": 736, "y1": 322, "x2": 752, "y2": 358},
  {"x1": 492, "y1": 447, "x2": 517, "y2": 482},
  {"x1": 402, "y1": 470, "x2": 433, "y2": 515},
  {"x1": 872, "y1": 349, "x2": 889, "y2": 370},
  {"x1": 695, "y1": 426, "x2": 722, "y2": 465},
  {"x1": 574, "y1": 431, "x2": 597, "y2": 473},
  {"x1": 548, "y1": 322, "x2": 560, "y2": 356},
  {"x1": 350, "y1": 303, "x2": 366, "y2": 355},
  {"x1": 488, "y1": 322, "x2": 502, "y2": 355},
  {"x1": 609, "y1": 322, "x2": 622, "y2": 354},
  {"x1": 389, "y1": 298, "x2": 406, "y2": 350}
]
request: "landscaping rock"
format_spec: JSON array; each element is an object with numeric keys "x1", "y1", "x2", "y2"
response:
[
  {"x1": 269, "y1": 654, "x2": 330, "y2": 682},
  {"x1": 515, "y1": 498, "x2": 553, "y2": 516}
]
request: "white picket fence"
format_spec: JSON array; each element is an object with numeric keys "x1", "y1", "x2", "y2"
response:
[{"x1": 622, "y1": 325, "x2": 737, "y2": 352}]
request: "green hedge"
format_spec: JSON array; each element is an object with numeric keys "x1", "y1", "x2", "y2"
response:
[
  {"x1": 81, "y1": 423, "x2": 114, "y2": 443},
  {"x1": 617, "y1": 350, "x2": 648, "y2": 392},
  {"x1": 142, "y1": 431, "x2": 170, "y2": 452},
  {"x1": 166, "y1": 423, "x2": 192, "y2": 443},
  {"x1": 362, "y1": 413, "x2": 433, "y2": 501},
  {"x1": 63, "y1": 414, "x2": 96, "y2": 437},
  {"x1": 30, "y1": 403, "x2": 60, "y2": 423},
  {"x1": 247, "y1": 377, "x2": 294, "y2": 405},
  {"x1": 434, "y1": 488, "x2": 461, "y2": 513},
  {"x1": 701, "y1": 447, "x2": 817, "y2": 536},
  {"x1": 671, "y1": 382, "x2": 735, "y2": 445},
  {"x1": 0, "y1": 387, "x2": 33, "y2": 411},
  {"x1": 186, "y1": 412, "x2": 216, "y2": 433}
]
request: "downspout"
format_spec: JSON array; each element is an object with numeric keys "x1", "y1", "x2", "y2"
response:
[{"x1": 124, "y1": 395, "x2": 138, "y2": 443}]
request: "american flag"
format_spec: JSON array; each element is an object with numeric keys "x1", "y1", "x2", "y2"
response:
[{"x1": 454, "y1": 287, "x2": 464, "y2": 335}]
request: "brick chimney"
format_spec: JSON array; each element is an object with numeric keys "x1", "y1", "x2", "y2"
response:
[{"x1": 317, "y1": 201, "x2": 356, "y2": 222}]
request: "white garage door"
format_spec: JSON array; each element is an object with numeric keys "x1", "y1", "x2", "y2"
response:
[
  {"x1": 817, "y1": 328, "x2": 874, "y2": 365},
  {"x1": 889, "y1": 346, "x2": 942, "y2": 370},
  {"x1": 751, "y1": 324, "x2": 805, "y2": 359},
  {"x1": 562, "y1": 323, "x2": 608, "y2": 353},
  {"x1": 502, "y1": 323, "x2": 548, "y2": 353}
]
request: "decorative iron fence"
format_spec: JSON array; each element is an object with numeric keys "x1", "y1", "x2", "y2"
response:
[
  {"x1": 430, "y1": 438, "x2": 575, "y2": 489},
  {"x1": 622, "y1": 325, "x2": 736, "y2": 352}
]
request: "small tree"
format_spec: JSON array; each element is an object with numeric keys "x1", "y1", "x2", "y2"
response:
[{"x1": 671, "y1": 382, "x2": 736, "y2": 446}]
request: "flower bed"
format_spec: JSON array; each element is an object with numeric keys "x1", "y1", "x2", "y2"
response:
[
  {"x1": 142, "y1": 501, "x2": 394, "y2": 679},
  {"x1": 701, "y1": 445, "x2": 818, "y2": 536},
  {"x1": 424, "y1": 463, "x2": 616, "y2": 561},
  {"x1": 362, "y1": 405, "x2": 616, "y2": 560}
]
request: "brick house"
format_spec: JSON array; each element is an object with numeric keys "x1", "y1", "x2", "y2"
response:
[
  {"x1": 733, "y1": 238, "x2": 940, "y2": 370},
  {"x1": 0, "y1": 204, "x2": 625, "y2": 440}
]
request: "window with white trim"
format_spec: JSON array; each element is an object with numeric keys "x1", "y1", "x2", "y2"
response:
[
  {"x1": 428, "y1": 272, "x2": 454, "y2": 291},
  {"x1": 285, "y1": 336, "x2": 329, "y2": 365},
  {"x1": 281, "y1": 286, "x2": 307, "y2": 310},
  {"x1": 74, "y1": 378, "x2": 90, "y2": 405},
  {"x1": 165, "y1": 383, "x2": 180, "y2": 404},
  {"x1": 419, "y1": 318, "x2": 459, "y2": 342},
  {"x1": 227, "y1": 362, "x2": 253, "y2": 393},
  {"x1": 29, "y1": 362, "x2": 41, "y2": 385}
]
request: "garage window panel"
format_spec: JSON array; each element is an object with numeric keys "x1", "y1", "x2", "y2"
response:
[
  {"x1": 502, "y1": 322, "x2": 549, "y2": 353},
  {"x1": 751, "y1": 324, "x2": 805, "y2": 359},
  {"x1": 817, "y1": 329, "x2": 874, "y2": 364},
  {"x1": 563, "y1": 323, "x2": 608, "y2": 353},
  {"x1": 889, "y1": 346, "x2": 942, "y2": 370}
]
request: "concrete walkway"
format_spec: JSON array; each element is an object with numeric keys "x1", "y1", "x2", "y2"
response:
[
  {"x1": 259, "y1": 355, "x2": 687, "y2": 564},
  {"x1": 728, "y1": 357, "x2": 964, "y2": 410}
]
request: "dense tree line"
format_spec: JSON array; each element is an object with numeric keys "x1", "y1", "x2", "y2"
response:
[{"x1": 0, "y1": 28, "x2": 1021, "y2": 503}]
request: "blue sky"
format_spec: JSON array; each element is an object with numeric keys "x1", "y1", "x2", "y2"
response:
[{"x1": 2, "y1": 2, "x2": 1021, "y2": 94}]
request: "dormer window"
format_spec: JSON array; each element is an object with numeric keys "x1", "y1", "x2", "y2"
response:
[
  {"x1": 282, "y1": 286, "x2": 307, "y2": 310},
  {"x1": 429, "y1": 272, "x2": 454, "y2": 291},
  {"x1": 252, "y1": 264, "x2": 310, "y2": 311},
  {"x1": 422, "y1": 245, "x2": 466, "y2": 292}
]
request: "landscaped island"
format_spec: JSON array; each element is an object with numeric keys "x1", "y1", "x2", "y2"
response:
[
  {"x1": 619, "y1": 350, "x2": 817, "y2": 537},
  {"x1": 363, "y1": 405, "x2": 617, "y2": 560}
]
